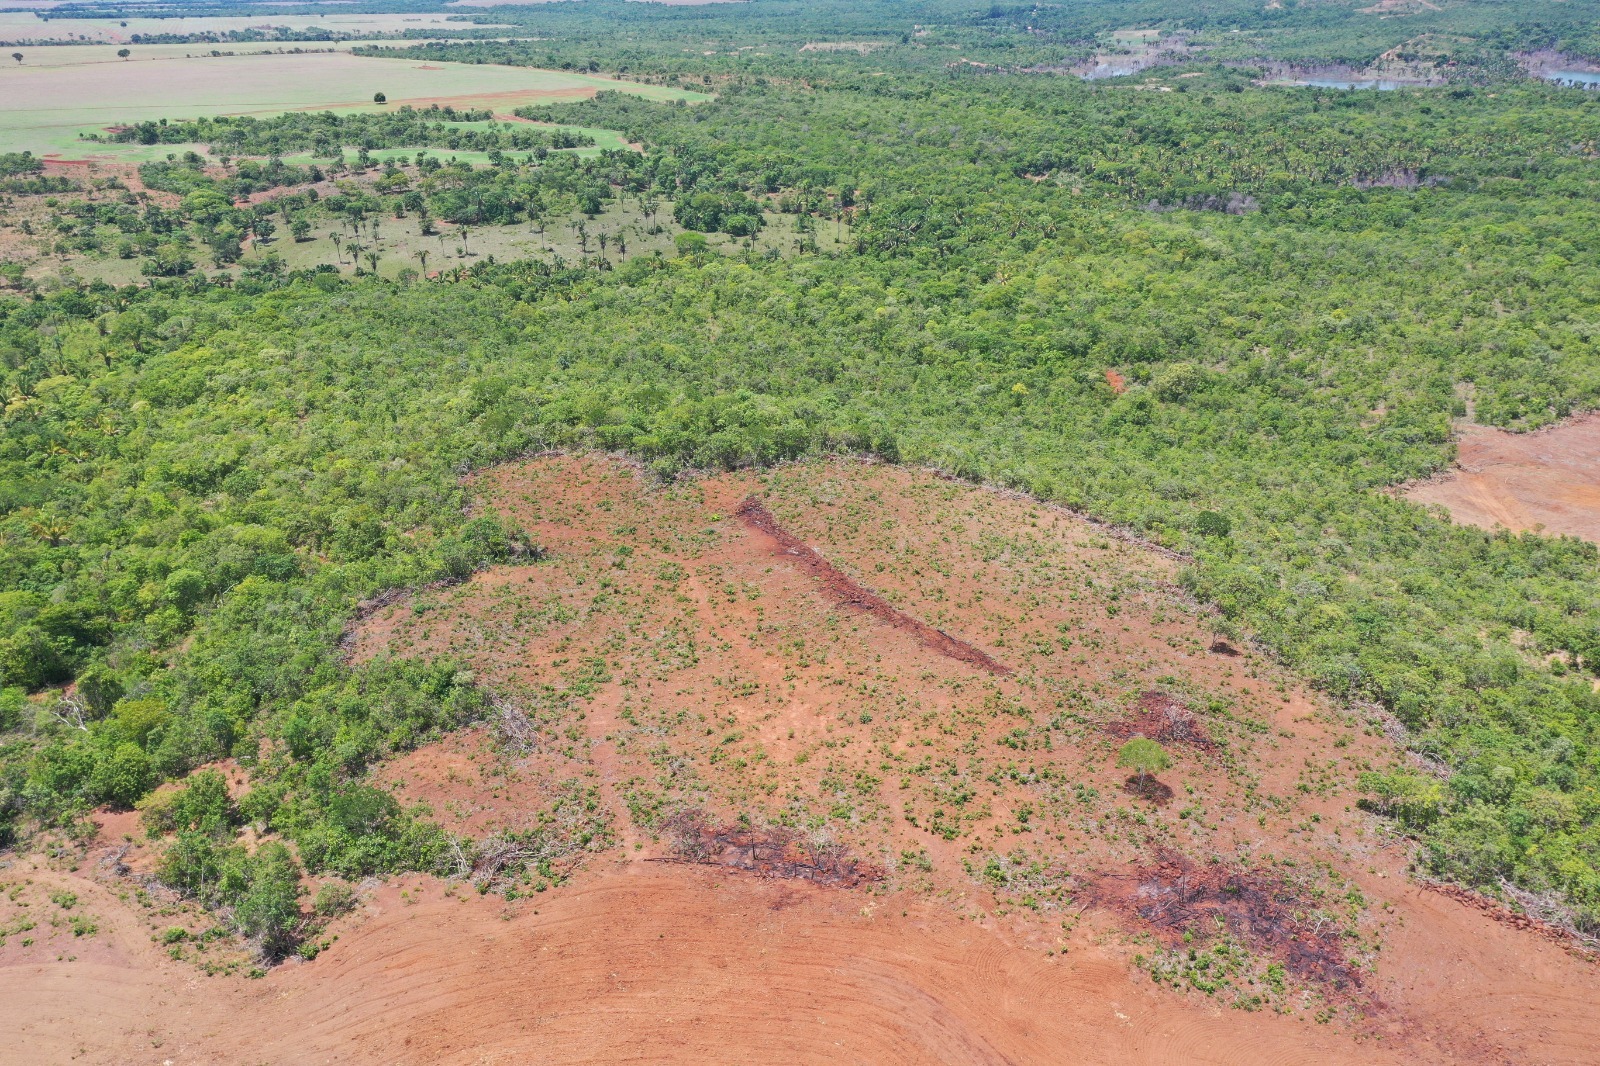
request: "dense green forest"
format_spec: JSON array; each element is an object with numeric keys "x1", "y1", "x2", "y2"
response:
[{"x1": 7, "y1": 0, "x2": 1600, "y2": 951}]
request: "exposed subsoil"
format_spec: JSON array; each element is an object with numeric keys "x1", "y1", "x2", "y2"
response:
[
  {"x1": 1402, "y1": 413, "x2": 1600, "y2": 542},
  {"x1": 8, "y1": 454, "x2": 1600, "y2": 1064}
]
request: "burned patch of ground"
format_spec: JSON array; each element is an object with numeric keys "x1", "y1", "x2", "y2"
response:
[
  {"x1": 1108, "y1": 691, "x2": 1216, "y2": 751},
  {"x1": 657, "y1": 808, "x2": 885, "y2": 888},
  {"x1": 1091, "y1": 851, "x2": 1362, "y2": 996}
]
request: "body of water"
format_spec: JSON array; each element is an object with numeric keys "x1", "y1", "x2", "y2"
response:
[
  {"x1": 1541, "y1": 69, "x2": 1600, "y2": 88},
  {"x1": 1283, "y1": 76, "x2": 1409, "y2": 91}
]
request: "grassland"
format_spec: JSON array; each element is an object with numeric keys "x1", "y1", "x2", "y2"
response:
[
  {"x1": 0, "y1": 11, "x2": 502, "y2": 45},
  {"x1": 0, "y1": 50, "x2": 708, "y2": 158},
  {"x1": 36, "y1": 198, "x2": 852, "y2": 288},
  {"x1": 0, "y1": 39, "x2": 452, "y2": 69}
]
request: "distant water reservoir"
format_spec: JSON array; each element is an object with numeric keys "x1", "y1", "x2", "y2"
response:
[
  {"x1": 1541, "y1": 70, "x2": 1600, "y2": 88},
  {"x1": 1281, "y1": 76, "x2": 1409, "y2": 90}
]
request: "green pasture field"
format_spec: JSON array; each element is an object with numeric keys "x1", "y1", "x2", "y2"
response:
[
  {"x1": 0, "y1": 50, "x2": 707, "y2": 159},
  {"x1": 0, "y1": 11, "x2": 502, "y2": 45},
  {"x1": 0, "y1": 40, "x2": 450, "y2": 69}
]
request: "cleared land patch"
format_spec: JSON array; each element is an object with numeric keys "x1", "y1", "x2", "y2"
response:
[
  {"x1": 1402, "y1": 413, "x2": 1600, "y2": 542},
  {"x1": 7, "y1": 455, "x2": 1600, "y2": 1062}
]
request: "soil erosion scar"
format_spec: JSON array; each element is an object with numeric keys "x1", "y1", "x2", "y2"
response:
[{"x1": 734, "y1": 495, "x2": 1012, "y2": 675}]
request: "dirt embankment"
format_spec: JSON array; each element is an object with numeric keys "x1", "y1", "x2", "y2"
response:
[
  {"x1": 7, "y1": 454, "x2": 1600, "y2": 1064},
  {"x1": 1402, "y1": 413, "x2": 1600, "y2": 542}
]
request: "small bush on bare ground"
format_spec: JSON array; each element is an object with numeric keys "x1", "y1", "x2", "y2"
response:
[
  {"x1": 1090, "y1": 851, "x2": 1369, "y2": 1012},
  {"x1": 1108, "y1": 691, "x2": 1215, "y2": 751},
  {"x1": 657, "y1": 809, "x2": 884, "y2": 888}
]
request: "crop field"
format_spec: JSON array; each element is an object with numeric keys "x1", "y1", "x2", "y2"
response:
[
  {"x1": 0, "y1": 39, "x2": 452, "y2": 69},
  {"x1": 0, "y1": 50, "x2": 708, "y2": 157},
  {"x1": 0, "y1": 11, "x2": 502, "y2": 45}
]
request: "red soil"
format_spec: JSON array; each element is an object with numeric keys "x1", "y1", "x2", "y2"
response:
[
  {"x1": 1105, "y1": 368, "x2": 1128, "y2": 394},
  {"x1": 9, "y1": 455, "x2": 1600, "y2": 1063},
  {"x1": 1402, "y1": 412, "x2": 1600, "y2": 542},
  {"x1": 735, "y1": 494, "x2": 1010, "y2": 675}
]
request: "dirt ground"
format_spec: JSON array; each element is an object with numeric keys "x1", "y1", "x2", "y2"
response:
[
  {"x1": 1402, "y1": 413, "x2": 1600, "y2": 542},
  {"x1": 4, "y1": 455, "x2": 1600, "y2": 1064}
]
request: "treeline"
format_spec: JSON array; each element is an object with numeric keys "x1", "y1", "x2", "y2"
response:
[{"x1": 108, "y1": 108, "x2": 597, "y2": 156}]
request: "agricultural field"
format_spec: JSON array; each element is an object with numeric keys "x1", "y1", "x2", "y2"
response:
[
  {"x1": 0, "y1": 38, "x2": 450, "y2": 68},
  {"x1": 0, "y1": 10, "x2": 500, "y2": 45},
  {"x1": 0, "y1": 50, "x2": 706, "y2": 158}
]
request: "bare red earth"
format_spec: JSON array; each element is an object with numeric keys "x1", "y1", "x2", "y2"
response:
[
  {"x1": 8, "y1": 456, "x2": 1600, "y2": 1064},
  {"x1": 1403, "y1": 413, "x2": 1600, "y2": 542},
  {"x1": 736, "y1": 494, "x2": 1011, "y2": 675}
]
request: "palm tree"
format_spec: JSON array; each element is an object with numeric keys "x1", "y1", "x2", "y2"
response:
[
  {"x1": 28, "y1": 515, "x2": 70, "y2": 547},
  {"x1": 365, "y1": 249, "x2": 379, "y2": 275},
  {"x1": 416, "y1": 249, "x2": 429, "y2": 275},
  {"x1": 330, "y1": 232, "x2": 344, "y2": 264}
]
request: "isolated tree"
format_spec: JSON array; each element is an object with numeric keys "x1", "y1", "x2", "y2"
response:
[
  {"x1": 117, "y1": 48, "x2": 130, "y2": 60},
  {"x1": 1117, "y1": 737, "x2": 1172, "y2": 792},
  {"x1": 364, "y1": 249, "x2": 379, "y2": 274},
  {"x1": 330, "y1": 232, "x2": 343, "y2": 263},
  {"x1": 373, "y1": 91, "x2": 387, "y2": 104},
  {"x1": 11, "y1": 52, "x2": 22, "y2": 65},
  {"x1": 290, "y1": 218, "x2": 311, "y2": 242},
  {"x1": 415, "y1": 248, "x2": 429, "y2": 275}
]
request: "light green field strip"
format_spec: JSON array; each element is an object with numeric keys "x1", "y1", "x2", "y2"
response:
[
  {"x1": 0, "y1": 11, "x2": 505, "y2": 44},
  {"x1": 0, "y1": 39, "x2": 449, "y2": 68},
  {"x1": 0, "y1": 50, "x2": 706, "y2": 157}
]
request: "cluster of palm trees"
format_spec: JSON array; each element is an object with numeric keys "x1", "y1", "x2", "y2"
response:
[{"x1": 328, "y1": 212, "x2": 389, "y2": 276}]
